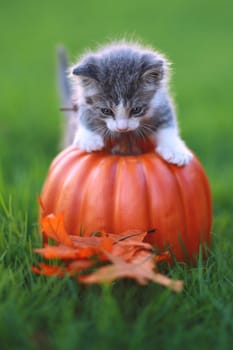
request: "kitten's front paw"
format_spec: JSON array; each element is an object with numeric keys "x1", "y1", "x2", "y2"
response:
[
  {"x1": 156, "y1": 142, "x2": 193, "y2": 166},
  {"x1": 74, "y1": 134, "x2": 104, "y2": 152}
]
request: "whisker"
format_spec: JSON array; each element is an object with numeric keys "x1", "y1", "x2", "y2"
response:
[
  {"x1": 136, "y1": 127, "x2": 147, "y2": 141},
  {"x1": 141, "y1": 122, "x2": 158, "y2": 133}
]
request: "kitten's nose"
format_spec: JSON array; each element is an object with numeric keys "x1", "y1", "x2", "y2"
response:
[
  {"x1": 116, "y1": 126, "x2": 129, "y2": 133},
  {"x1": 116, "y1": 120, "x2": 129, "y2": 132}
]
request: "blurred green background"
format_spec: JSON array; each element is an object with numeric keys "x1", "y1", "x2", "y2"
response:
[{"x1": 0, "y1": 0, "x2": 232, "y2": 349}]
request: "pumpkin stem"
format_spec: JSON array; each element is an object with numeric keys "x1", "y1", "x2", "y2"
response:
[{"x1": 110, "y1": 133, "x2": 152, "y2": 156}]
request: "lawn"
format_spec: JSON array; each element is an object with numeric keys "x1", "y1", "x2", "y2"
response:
[{"x1": 0, "y1": 0, "x2": 232, "y2": 349}]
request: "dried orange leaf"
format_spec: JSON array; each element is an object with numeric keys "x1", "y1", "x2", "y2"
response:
[
  {"x1": 70, "y1": 233, "x2": 114, "y2": 250},
  {"x1": 80, "y1": 250, "x2": 183, "y2": 292},
  {"x1": 34, "y1": 245, "x2": 78, "y2": 260},
  {"x1": 110, "y1": 230, "x2": 148, "y2": 243},
  {"x1": 31, "y1": 263, "x2": 66, "y2": 277},
  {"x1": 112, "y1": 240, "x2": 152, "y2": 261},
  {"x1": 68, "y1": 260, "x2": 93, "y2": 271},
  {"x1": 33, "y1": 211, "x2": 183, "y2": 292},
  {"x1": 41, "y1": 213, "x2": 73, "y2": 247},
  {"x1": 154, "y1": 251, "x2": 172, "y2": 264}
]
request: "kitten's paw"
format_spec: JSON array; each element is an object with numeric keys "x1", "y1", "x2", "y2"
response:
[
  {"x1": 74, "y1": 134, "x2": 104, "y2": 152},
  {"x1": 156, "y1": 143, "x2": 193, "y2": 166}
]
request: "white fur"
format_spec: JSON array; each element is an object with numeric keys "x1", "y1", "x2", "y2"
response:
[
  {"x1": 106, "y1": 101, "x2": 140, "y2": 132},
  {"x1": 116, "y1": 119, "x2": 128, "y2": 130},
  {"x1": 151, "y1": 127, "x2": 193, "y2": 166},
  {"x1": 73, "y1": 124, "x2": 104, "y2": 151},
  {"x1": 151, "y1": 87, "x2": 167, "y2": 108},
  {"x1": 106, "y1": 117, "x2": 139, "y2": 132}
]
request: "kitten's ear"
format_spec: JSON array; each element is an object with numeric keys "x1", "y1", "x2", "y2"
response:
[
  {"x1": 72, "y1": 63, "x2": 99, "y2": 84},
  {"x1": 141, "y1": 60, "x2": 165, "y2": 84}
]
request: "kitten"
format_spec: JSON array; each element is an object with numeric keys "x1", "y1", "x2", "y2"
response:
[{"x1": 70, "y1": 41, "x2": 193, "y2": 166}]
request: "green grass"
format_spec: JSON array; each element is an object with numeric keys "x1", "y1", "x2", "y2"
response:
[{"x1": 0, "y1": 0, "x2": 233, "y2": 349}]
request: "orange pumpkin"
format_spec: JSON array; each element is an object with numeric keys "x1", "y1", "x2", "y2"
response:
[{"x1": 40, "y1": 138, "x2": 212, "y2": 262}]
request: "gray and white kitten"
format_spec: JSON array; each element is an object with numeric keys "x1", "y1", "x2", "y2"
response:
[{"x1": 70, "y1": 42, "x2": 192, "y2": 166}]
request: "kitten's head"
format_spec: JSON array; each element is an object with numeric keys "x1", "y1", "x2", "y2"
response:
[{"x1": 71, "y1": 42, "x2": 169, "y2": 133}]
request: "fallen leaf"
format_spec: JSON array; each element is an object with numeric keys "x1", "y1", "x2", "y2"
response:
[
  {"x1": 34, "y1": 244, "x2": 78, "y2": 260},
  {"x1": 80, "y1": 250, "x2": 183, "y2": 292},
  {"x1": 41, "y1": 213, "x2": 73, "y2": 247},
  {"x1": 31, "y1": 263, "x2": 66, "y2": 277},
  {"x1": 32, "y1": 211, "x2": 183, "y2": 292}
]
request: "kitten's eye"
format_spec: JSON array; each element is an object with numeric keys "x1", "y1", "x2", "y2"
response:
[
  {"x1": 101, "y1": 108, "x2": 113, "y2": 116},
  {"x1": 131, "y1": 107, "x2": 143, "y2": 115}
]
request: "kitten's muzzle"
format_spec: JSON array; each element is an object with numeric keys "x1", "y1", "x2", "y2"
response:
[
  {"x1": 116, "y1": 119, "x2": 129, "y2": 133},
  {"x1": 116, "y1": 127, "x2": 129, "y2": 133}
]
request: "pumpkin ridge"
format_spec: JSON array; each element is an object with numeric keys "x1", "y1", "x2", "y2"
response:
[
  {"x1": 167, "y1": 157, "x2": 211, "y2": 261},
  {"x1": 50, "y1": 145, "x2": 80, "y2": 169},
  {"x1": 41, "y1": 151, "x2": 80, "y2": 216},
  {"x1": 191, "y1": 159, "x2": 212, "y2": 235},
  {"x1": 142, "y1": 154, "x2": 183, "y2": 252},
  {"x1": 168, "y1": 163, "x2": 190, "y2": 260},
  {"x1": 68, "y1": 153, "x2": 106, "y2": 236},
  {"x1": 139, "y1": 155, "x2": 156, "y2": 235},
  {"x1": 87, "y1": 154, "x2": 118, "y2": 234},
  {"x1": 112, "y1": 157, "x2": 128, "y2": 232}
]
